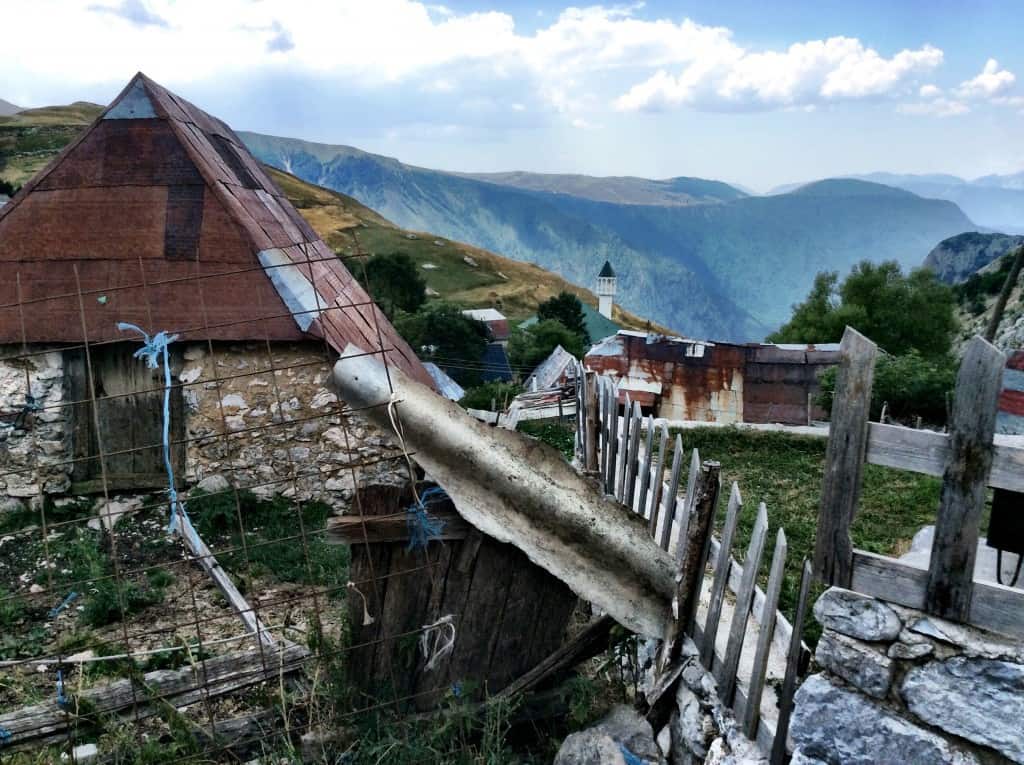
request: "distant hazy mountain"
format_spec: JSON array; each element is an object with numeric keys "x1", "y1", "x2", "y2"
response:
[
  {"x1": 0, "y1": 99, "x2": 20, "y2": 117},
  {"x1": 923, "y1": 231, "x2": 1024, "y2": 283},
  {"x1": 455, "y1": 171, "x2": 748, "y2": 206},
  {"x1": 772, "y1": 172, "x2": 1024, "y2": 232},
  {"x1": 242, "y1": 133, "x2": 976, "y2": 340}
]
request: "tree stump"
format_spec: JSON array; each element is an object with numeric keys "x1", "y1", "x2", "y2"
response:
[{"x1": 332, "y1": 483, "x2": 578, "y2": 710}]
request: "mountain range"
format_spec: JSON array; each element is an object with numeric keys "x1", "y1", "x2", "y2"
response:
[
  {"x1": 773, "y1": 172, "x2": 1024, "y2": 233},
  {"x1": 241, "y1": 132, "x2": 976, "y2": 341}
]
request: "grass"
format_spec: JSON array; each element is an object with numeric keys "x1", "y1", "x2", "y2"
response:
[
  {"x1": 187, "y1": 489, "x2": 350, "y2": 595},
  {"x1": 671, "y1": 427, "x2": 942, "y2": 632}
]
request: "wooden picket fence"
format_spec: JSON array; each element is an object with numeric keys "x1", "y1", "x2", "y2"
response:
[
  {"x1": 573, "y1": 364, "x2": 812, "y2": 762},
  {"x1": 812, "y1": 328, "x2": 1024, "y2": 637}
]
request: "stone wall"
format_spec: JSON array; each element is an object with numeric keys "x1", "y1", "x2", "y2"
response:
[
  {"x1": 0, "y1": 341, "x2": 398, "y2": 512},
  {"x1": 790, "y1": 587, "x2": 1023, "y2": 764},
  {"x1": 0, "y1": 347, "x2": 70, "y2": 502}
]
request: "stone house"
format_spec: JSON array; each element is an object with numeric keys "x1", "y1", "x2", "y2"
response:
[{"x1": 0, "y1": 73, "x2": 430, "y2": 508}]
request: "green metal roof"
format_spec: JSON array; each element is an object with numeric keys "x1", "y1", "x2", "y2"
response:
[{"x1": 520, "y1": 302, "x2": 621, "y2": 344}]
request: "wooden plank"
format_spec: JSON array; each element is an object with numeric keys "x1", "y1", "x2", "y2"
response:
[
  {"x1": 770, "y1": 560, "x2": 813, "y2": 765},
  {"x1": 718, "y1": 502, "x2": 768, "y2": 705},
  {"x1": 813, "y1": 326, "x2": 877, "y2": 587},
  {"x1": 623, "y1": 402, "x2": 643, "y2": 511},
  {"x1": 328, "y1": 509, "x2": 470, "y2": 544},
  {"x1": 585, "y1": 372, "x2": 599, "y2": 472},
  {"x1": 616, "y1": 395, "x2": 632, "y2": 502},
  {"x1": 648, "y1": 424, "x2": 669, "y2": 540},
  {"x1": 658, "y1": 435, "x2": 685, "y2": 550},
  {"x1": 602, "y1": 380, "x2": 614, "y2": 494},
  {"x1": 743, "y1": 528, "x2": 787, "y2": 739},
  {"x1": 701, "y1": 482, "x2": 742, "y2": 668},
  {"x1": 852, "y1": 550, "x2": 1024, "y2": 637},
  {"x1": 926, "y1": 336, "x2": 1005, "y2": 621},
  {"x1": 676, "y1": 461, "x2": 721, "y2": 636},
  {"x1": 636, "y1": 415, "x2": 655, "y2": 518}
]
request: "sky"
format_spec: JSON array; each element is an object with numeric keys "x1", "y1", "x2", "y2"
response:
[{"x1": 2, "y1": 0, "x2": 1023, "y2": 190}]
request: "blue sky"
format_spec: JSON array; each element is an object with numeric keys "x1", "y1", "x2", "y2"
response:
[{"x1": 3, "y1": 0, "x2": 1023, "y2": 189}]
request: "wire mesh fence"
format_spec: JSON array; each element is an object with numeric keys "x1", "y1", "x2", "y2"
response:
[{"x1": 0, "y1": 247, "x2": 540, "y2": 764}]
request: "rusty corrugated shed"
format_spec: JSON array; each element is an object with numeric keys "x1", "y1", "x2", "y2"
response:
[
  {"x1": 0, "y1": 73, "x2": 431, "y2": 387},
  {"x1": 585, "y1": 331, "x2": 838, "y2": 425}
]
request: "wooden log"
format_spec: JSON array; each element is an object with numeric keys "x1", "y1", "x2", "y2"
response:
[
  {"x1": 701, "y1": 482, "x2": 742, "y2": 668},
  {"x1": 743, "y1": 528, "x2": 787, "y2": 739},
  {"x1": 658, "y1": 435, "x2": 685, "y2": 550},
  {"x1": 852, "y1": 549, "x2": 1024, "y2": 637},
  {"x1": 329, "y1": 509, "x2": 470, "y2": 544},
  {"x1": 636, "y1": 415, "x2": 656, "y2": 518},
  {"x1": 498, "y1": 614, "x2": 616, "y2": 698},
  {"x1": 0, "y1": 643, "x2": 309, "y2": 751},
  {"x1": 718, "y1": 502, "x2": 769, "y2": 705},
  {"x1": 623, "y1": 402, "x2": 643, "y2": 511},
  {"x1": 676, "y1": 461, "x2": 721, "y2": 639},
  {"x1": 770, "y1": 560, "x2": 813, "y2": 765},
  {"x1": 813, "y1": 326, "x2": 877, "y2": 587},
  {"x1": 925, "y1": 336, "x2": 1004, "y2": 621},
  {"x1": 648, "y1": 424, "x2": 669, "y2": 540}
]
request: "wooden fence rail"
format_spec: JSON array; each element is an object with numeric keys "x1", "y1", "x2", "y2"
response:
[
  {"x1": 811, "y1": 328, "x2": 1024, "y2": 638},
  {"x1": 573, "y1": 367, "x2": 811, "y2": 762}
]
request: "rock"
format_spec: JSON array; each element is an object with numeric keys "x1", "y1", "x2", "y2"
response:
[
  {"x1": 671, "y1": 684, "x2": 713, "y2": 759},
  {"x1": 596, "y1": 706, "x2": 664, "y2": 764},
  {"x1": 29, "y1": 583, "x2": 44, "y2": 594},
  {"x1": 225, "y1": 415, "x2": 246, "y2": 432},
  {"x1": 555, "y1": 705, "x2": 664, "y2": 764},
  {"x1": 790, "y1": 749, "x2": 828, "y2": 765},
  {"x1": 889, "y1": 640, "x2": 933, "y2": 660},
  {"x1": 179, "y1": 365, "x2": 203, "y2": 384},
  {"x1": 0, "y1": 497, "x2": 25, "y2": 515},
  {"x1": 791, "y1": 674, "x2": 978, "y2": 765},
  {"x1": 97, "y1": 497, "x2": 144, "y2": 531},
  {"x1": 554, "y1": 731, "x2": 626, "y2": 765},
  {"x1": 901, "y1": 657, "x2": 1024, "y2": 763},
  {"x1": 814, "y1": 631, "x2": 893, "y2": 698},
  {"x1": 289, "y1": 446, "x2": 311, "y2": 462},
  {"x1": 183, "y1": 345, "x2": 206, "y2": 361},
  {"x1": 221, "y1": 393, "x2": 248, "y2": 413},
  {"x1": 62, "y1": 743, "x2": 98, "y2": 764},
  {"x1": 322, "y1": 427, "x2": 347, "y2": 449},
  {"x1": 196, "y1": 474, "x2": 230, "y2": 495},
  {"x1": 907, "y1": 616, "x2": 1024, "y2": 663},
  {"x1": 309, "y1": 389, "x2": 336, "y2": 409},
  {"x1": 813, "y1": 587, "x2": 901, "y2": 641},
  {"x1": 325, "y1": 475, "x2": 355, "y2": 493}
]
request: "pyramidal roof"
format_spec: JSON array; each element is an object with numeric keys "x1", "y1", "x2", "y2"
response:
[
  {"x1": 0, "y1": 73, "x2": 430, "y2": 387},
  {"x1": 598, "y1": 260, "x2": 615, "y2": 278}
]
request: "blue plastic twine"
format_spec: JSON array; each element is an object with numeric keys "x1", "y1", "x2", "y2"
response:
[
  {"x1": 117, "y1": 323, "x2": 184, "y2": 534},
  {"x1": 619, "y1": 744, "x2": 647, "y2": 765},
  {"x1": 0, "y1": 727, "x2": 11, "y2": 746},
  {"x1": 56, "y1": 669, "x2": 69, "y2": 708},
  {"x1": 406, "y1": 486, "x2": 448, "y2": 550},
  {"x1": 49, "y1": 591, "x2": 78, "y2": 619}
]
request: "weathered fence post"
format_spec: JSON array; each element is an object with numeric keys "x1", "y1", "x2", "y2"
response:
[
  {"x1": 925, "y1": 336, "x2": 1004, "y2": 621},
  {"x1": 812, "y1": 326, "x2": 877, "y2": 587},
  {"x1": 585, "y1": 372, "x2": 599, "y2": 472},
  {"x1": 770, "y1": 560, "x2": 813, "y2": 765},
  {"x1": 676, "y1": 460, "x2": 721, "y2": 637}
]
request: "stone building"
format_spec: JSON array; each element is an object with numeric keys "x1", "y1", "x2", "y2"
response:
[{"x1": 0, "y1": 73, "x2": 429, "y2": 507}]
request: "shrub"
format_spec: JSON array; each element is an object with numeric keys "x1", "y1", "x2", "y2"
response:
[{"x1": 459, "y1": 381, "x2": 522, "y2": 411}]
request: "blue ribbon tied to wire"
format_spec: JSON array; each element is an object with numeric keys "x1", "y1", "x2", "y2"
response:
[
  {"x1": 117, "y1": 323, "x2": 186, "y2": 534},
  {"x1": 406, "y1": 486, "x2": 448, "y2": 550}
]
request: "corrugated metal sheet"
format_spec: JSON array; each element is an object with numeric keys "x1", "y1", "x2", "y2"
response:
[
  {"x1": 525, "y1": 345, "x2": 577, "y2": 391},
  {"x1": 0, "y1": 72, "x2": 431, "y2": 388},
  {"x1": 584, "y1": 331, "x2": 838, "y2": 425},
  {"x1": 423, "y1": 362, "x2": 466, "y2": 401}
]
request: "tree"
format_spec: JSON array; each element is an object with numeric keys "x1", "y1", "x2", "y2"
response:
[
  {"x1": 507, "y1": 319, "x2": 586, "y2": 371},
  {"x1": 537, "y1": 292, "x2": 590, "y2": 344},
  {"x1": 0, "y1": 178, "x2": 18, "y2": 197},
  {"x1": 393, "y1": 301, "x2": 488, "y2": 386},
  {"x1": 768, "y1": 261, "x2": 956, "y2": 357},
  {"x1": 355, "y1": 252, "x2": 426, "y2": 318}
]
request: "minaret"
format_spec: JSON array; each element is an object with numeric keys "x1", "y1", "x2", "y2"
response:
[{"x1": 597, "y1": 260, "x2": 616, "y2": 319}]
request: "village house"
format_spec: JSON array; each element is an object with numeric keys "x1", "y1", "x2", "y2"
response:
[
  {"x1": 585, "y1": 330, "x2": 839, "y2": 425},
  {"x1": 0, "y1": 72, "x2": 430, "y2": 506}
]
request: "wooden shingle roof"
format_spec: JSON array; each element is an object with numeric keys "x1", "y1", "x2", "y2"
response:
[{"x1": 0, "y1": 73, "x2": 431, "y2": 386}]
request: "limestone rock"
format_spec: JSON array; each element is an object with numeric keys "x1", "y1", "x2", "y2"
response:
[
  {"x1": 97, "y1": 497, "x2": 144, "y2": 531},
  {"x1": 907, "y1": 616, "x2": 1024, "y2": 663},
  {"x1": 221, "y1": 393, "x2": 248, "y2": 413},
  {"x1": 310, "y1": 389, "x2": 338, "y2": 409},
  {"x1": 554, "y1": 731, "x2": 626, "y2": 765},
  {"x1": 195, "y1": 474, "x2": 230, "y2": 495},
  {"x1": 889, "y1": 640, "x2": 933, "y2": 660},
  {"x1": 813, "y1": 587, "x2": 901, "y2": 641},
  {"x1": 791, "y1": 674, "x2": 978, "y2": 765},
  {"x1": 0, "y1": 497, "x2": 25, "y2": 515},
  {"x1": 671, "y1": 683, "x2": 714, "y2": 759},
  {"x1": 815, "y1": 631, "x2": 893, "y2": 698},
  {"x1": 789, "y1": 749, "x2": 828, "y2": 765},
  {"x1": 901, "y1": 657, "x2": 1024, "y2": 763}
]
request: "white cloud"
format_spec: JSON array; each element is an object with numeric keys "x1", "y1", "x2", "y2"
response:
[
  {"x1": 956, "y1": 58, "x2": 1015, "y2": 99},
  {"x1": 918, "y1": 84, "x2": 942, "y2": 99},
  {"x1": 898, "y1": 98, "x2": 968, "y2": 117},
  {"x1": 614, "y1": 36, "x2": 943, "y2": 112}
]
